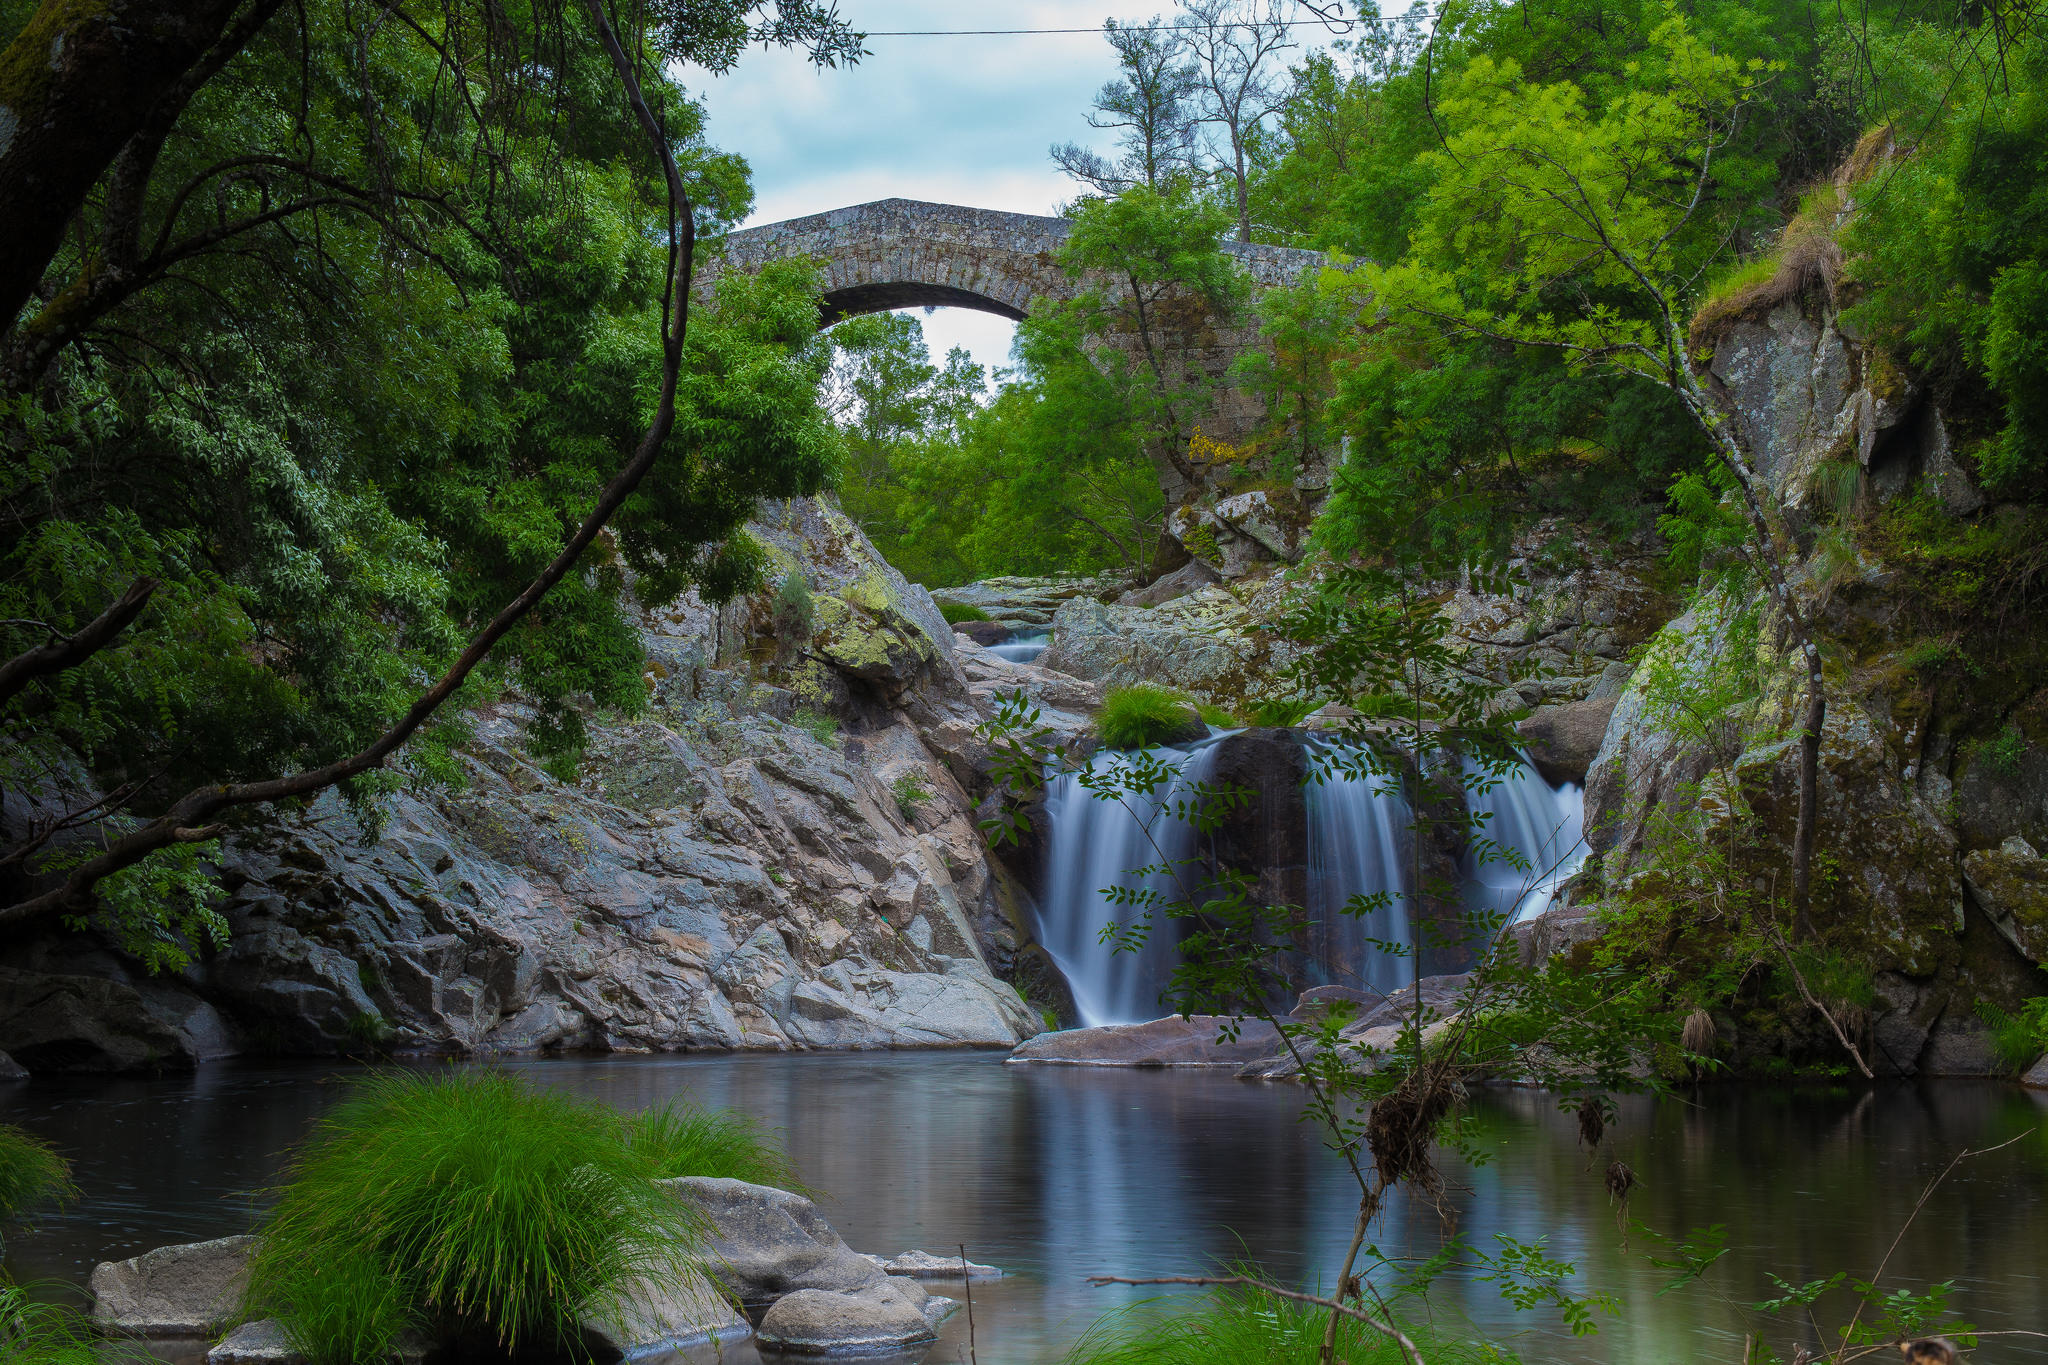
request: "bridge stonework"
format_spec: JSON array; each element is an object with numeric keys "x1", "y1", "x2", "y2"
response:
[{"x1": 700, "y1": 199, "x2": 1324, "y2": 499}]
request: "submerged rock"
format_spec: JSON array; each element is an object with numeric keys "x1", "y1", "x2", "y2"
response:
[
  {"x1": 1007, "y1": 1015, "x2": 1281, "y2": 1067},
  {"x1": 90, "y1": 1233, "x2": 254, "y2": 1338},
  {"x1": 878, "y1": 1250, "x2": 1002, "y2": 1279},
  {"x1": 206, "y1": 1320, "x2": 300, "y2": 1365}
]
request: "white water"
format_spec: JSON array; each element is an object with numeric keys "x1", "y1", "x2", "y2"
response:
[
  {"x1": 1036, "y1": 735, "x2": 1230, "y2": 1027},
  {"x1": 1304, "y1": 745, "x2": 1412, "y2": 993},
  {"x1": 988, "y1": 632, "x2": 1050, "y2": 664},
  {"x1": 1465, "y1": 757, "x2": 1589, "y2": 925}
]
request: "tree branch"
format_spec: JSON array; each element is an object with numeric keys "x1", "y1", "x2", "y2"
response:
[{"x1": 0, "y1": 579, "x2": 160, "y2": 711}]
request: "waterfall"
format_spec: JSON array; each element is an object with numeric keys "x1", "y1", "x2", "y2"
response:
[
  {"x1": 1464, "y1": 757, "x2": 1589, "y2": 926},
  {"x1": 1304, "y1": 744, "x2": 1412, "y2": 994},
  {"x1": 1036, "y1": 734, "x2": 1230, "y2": 1027},
  {"x1": 988, "y1": 631, "x2": 1050, "y2": 664}
]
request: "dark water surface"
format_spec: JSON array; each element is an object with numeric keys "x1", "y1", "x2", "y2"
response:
[{"x1": 3, "y1": 1053, "x2": 2045, "y2": 1363}]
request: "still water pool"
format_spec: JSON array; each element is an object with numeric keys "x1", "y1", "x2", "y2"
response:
[{"x1": 3, "y1": 1053, "x2": 2044, "y2": 1363}]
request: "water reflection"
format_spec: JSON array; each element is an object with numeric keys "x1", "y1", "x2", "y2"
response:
[{"x1": 3, "y1": 1056, "x2": 2044, "y2": 1363}]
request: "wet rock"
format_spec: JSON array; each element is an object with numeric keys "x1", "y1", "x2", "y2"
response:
[
  {"x1": 580, "y1": 1270, "x2": 751, "y2": 1357},
  {"x1": 0, "y1": 968, "x2": 233, "y2": 1072},
  {"x1": 0, "y1": 1051, "x2": 26, "y2": 1081},
  {"x1": 1870, "y1": 973, "x2": 1938, "y2": 1077},
  {"x1": 91, "y1": 1234, "x2": 255, "y2": 1338},
  {"x1": 755, "y1": 1281, "x2": 939, "y2": 1356},
  {"x1": 879, "y1": 1250, "x2": 1002, "y2": 1280},
  {"x1": 667, "y1": 1177, "x2": 892, "y2": 1313},
  {"x1": 1518, "y1": 696, "x2": 1618, "y2": 787},
  {"x1": 1006, "y1": 1015, "x2": 1281, "y2": 1067},
  {"x1": 1238, "y1": 975, "x2": 1472, "y2": 1080},
  {"x1": 2022, "y1": 1055, "x2": 2048, "y2": 1089},
  {"x1": 207, "y1": 1320, "x2": 301, "y2": 1365},
  {"x1": 929, "y1": 575, "x2": 1125, "y2": 627}
]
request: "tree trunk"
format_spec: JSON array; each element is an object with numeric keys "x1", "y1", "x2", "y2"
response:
[{"x1": 0, "y1": 0, "x2": 257, "y2": 339}]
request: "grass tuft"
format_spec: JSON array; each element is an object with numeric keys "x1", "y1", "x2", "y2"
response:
[
  {"x1": 627, "y1": 1098, "x2": 805, "y2": 1192},
  {"x1": 938, "y1": 601, "x2": 992, "y2": 624},
  {"x1": 1062, "y1": 1283, "x2": 1513, "y2": 1365},
  {"x1": 0, "y1": 1281, "x2": 148, "y2": 1365},
  {"x1": 1097, "y1": 685, "x2": 1206, "y2": 750},
  {"x1": 244, "y1": 1070, "x2": 704, "y2": 1365},
  {"x1": 0, "y1": 1126, "x2": 73, "y2": 1221}
]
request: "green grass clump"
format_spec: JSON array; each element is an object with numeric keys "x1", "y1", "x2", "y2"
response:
[
  {"x1": 0, "y1": 1281, "x2": 143, "y2": 1365},
  {"x1": 244, "y1": 1071, "x2": 702, "y2": 1365},
  {"x1": 0, "y1": 1126, "x2": 73, "y2": 1221},
  {"x1": 790, "y1": 708, "x2": 840, "y2": 747},
  {"x1": 1064, "y1": 1285, "x2": 1513, "y2": 1365},
  {"x1": 1097, "y1": 685, "x2": 1205, "y2": 750},
  {"x1": 1250, "y1": 696, "x2": 1320, "y2": 728},
  {"x1": 938, "y1": 601, "x2": 992, "y2": 624},
  {"x1": 627, "y1": 1099, "x2": 804, "y2": 1191}
]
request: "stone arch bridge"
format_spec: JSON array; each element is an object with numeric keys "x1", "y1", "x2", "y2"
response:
[{"x1": 701, "y1": 197, "x2": 1321, "y2": 326}]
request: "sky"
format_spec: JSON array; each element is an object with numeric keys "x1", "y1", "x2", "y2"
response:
[{"x1": 688, "y1": 2, "x2": 1351, "y2": 380}]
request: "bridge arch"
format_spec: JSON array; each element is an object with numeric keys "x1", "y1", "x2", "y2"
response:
[{"x1": 703, "y1": 198, "x2": 1319, "y2": 326}]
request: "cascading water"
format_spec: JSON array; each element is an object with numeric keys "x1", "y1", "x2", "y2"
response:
[
  {"x1": 1464, "y1": 756, "x2": 1589, "y2": 925},
  {"x1": 1303, "y1": 743, "x2": 1412, "y2": 994},
  {"x1": 1036, "y1": 734, "x2": 1230, "y2": 1027},
  {"x1": 987, "y1": 631, "x2": 1050, "y2": 664}
]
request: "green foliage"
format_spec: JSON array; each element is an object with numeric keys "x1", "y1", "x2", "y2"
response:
[
  {"x1": 1096, "y1": 685, "x2": 1205, "y2": 750},
  {"x1": 1063, "y1": 1282, "x2": 1515, "y2": 1365},
  {"x1": 889, "y1": 770, "x2": 934, "y2": 820},
  {"x1": 0, "y1": 1282, "x2": 142, "y2": 1365},
  {"x1": 936, "y1": 601, "x2": 991, "y2": 624},
  {"x1": 789, "y1": 709, "x2": 840, "y2": 747},
  {"x1": 625, "y1": 1098, "x2": 801, "y2": 1190},
  {"x1": 1977, "y1": 996, "x2": 2048, "y2": 1072},
  {"x1": 243, "y1": 1071, "x2": 701, "y2": 1364},
  {"x1": 1248, "y1": 697, "x2": 1318, "y2": 728},
  {"x1": 0, "y1": 1127, "x2": 72, "y2": 1222},
  {"x1": 774, "y1": 572, "x2": 815, "y2": 638}
]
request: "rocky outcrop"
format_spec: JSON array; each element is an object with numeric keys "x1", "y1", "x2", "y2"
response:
[
  {"x1": 581, "y1": 1270, "x2": 750, "y2": 1356},
  {"x1": 1041, "y1": 580, "x2": 1297, "y2": 710},
  {"x1": 0, "y1": 499, "x2": 1040, "y2": 1069},
  {"x1": 1006, "y1": 1015, "x2": 1282, "y2": 1066}
]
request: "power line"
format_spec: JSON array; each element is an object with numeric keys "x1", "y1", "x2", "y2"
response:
[{"x1": 860, "y1": 14, "x2": 1423, "y2": 37}]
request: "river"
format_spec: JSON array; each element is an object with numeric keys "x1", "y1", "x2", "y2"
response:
[{"x1": 3, "y1": 1053, "x2": 2044, "y2": 1362}]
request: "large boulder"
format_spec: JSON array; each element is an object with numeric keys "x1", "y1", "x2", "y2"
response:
[
  {"x1": 755, "y1": 1281, "x2": 947, "y2": 1356},
  {"x1": 665, "y1": 1177, "x2": 909, "y2": 1314},
  {"x1": 91, "y1": 1234, "x2": 255, "y2": 1338},
  {"x1": 1518, "y1": 696, "x2": 1618, "y2": 787},
  {"x1": 1007, "y1": 1015, "x2": 1281, "y2": 1066}
]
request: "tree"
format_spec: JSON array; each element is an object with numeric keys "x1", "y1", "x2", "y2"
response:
[
  {"x1": 1350, "y1": 13, "x2": 1834, "y2": 928},
  {"x1": 1177, "y1": 0, "x2": 1296, "y2": 242},
  {"x1": 1051, "y1": 17, "x2": 1203, "y2": 196},
  {"x1": 0, "y1": 0, "x2": 862, "y2": 941},
  {"x1": 1050, "y1": 182, "x2": 1249, "y2": 499}
]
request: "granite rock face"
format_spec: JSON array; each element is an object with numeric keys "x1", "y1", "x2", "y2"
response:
[
  {"x1": 1007, "y1": 1015, "x2": 1283, "y2": 1066},
  {"x1": 0, "y1": 499, "x2": 1037, "y2": 1068}
]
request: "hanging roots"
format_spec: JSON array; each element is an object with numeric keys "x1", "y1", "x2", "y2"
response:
[
  {"x1": 1366, "y1": 1074, "x2": 1453, "y2": 1191},
  {"x1": 1575, "y1": 1095, "x2": 1607, "y2": 1151},
  {"x1": 1680, "y1": 1009, "x2": 1716, "y2": 1056},
  {"x1": 1605, "y1": 1160, "x2": 1638, "y2": 1237}
]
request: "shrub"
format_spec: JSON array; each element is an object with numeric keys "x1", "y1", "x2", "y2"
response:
[
  {"x1": 0, "y1": 1126, "x2": 73, "y2": 1221},
  {"x1": 790, "y1": 709, "x2": 840, "y2": 746},
  {"x1": 937, "y1": 601, "x2": 991, "y2": 624},
  {"x1": 627, "y1": 1100, "x2": 803, "y2": 1191},
  {"x1": 1097, "y1": 685, "x2": 1206, "y2": 750},
  {"x1": 890, "y1": 769, "x2": 934, "y2": 819},
  {"x1": 774, "y1": 572, "x2": 815, "y2": 637},
  {"x1": 1063, "y1": 1284, "x2": 1505, "y2": 1365},
  {"x1": 243, "y1": 1071, "x2": 701, "y2": 1364},
  {"x1": 1978, "y1": 997, "x2": 2048, "y2": 1073}
]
